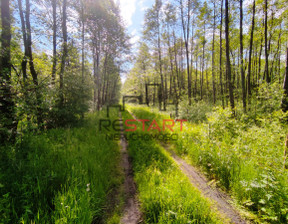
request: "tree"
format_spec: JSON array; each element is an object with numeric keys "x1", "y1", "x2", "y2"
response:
[
  {"x1": 282, "y1": 41, "x2": 288, "y2": 112},
  {"x1": 198, "y1": 2, "x2": 210, "y2": 100},
  {"x1": 87, "y1": 0, "x2": 129, "y2": 110},
  {"x1": 17, "y1": 0, "x2": 43, "y2": 127},
  {"x1": 60, "y1": 0, "x2": 68, "y2": 106},
  {"x1": 225, "y1": 0, "x2": 235, "y2": 111},
  {"x1": 219, "y1": 0, "x2": 225, "y2": 108},
  {"x1": 0, "y1": 0, "x2": 17, "y2": 141},
  {"x1": 52, "y1": 0, "x2": 57, "y2": 83},
  {"x1": 17, "y1": 0, "x2": 28, "y2": 80},
  {"x1": 247, "y1": 0, "x2": 256, "y2": 104},
  {"x1": 143, "y1": 0, "x2": 165, "y2": 110},
  {"x1": 240, "y1": 0, "x2": 246, "y2": 112},
  {"x1": 179, "y1": 0, "x2": 193, "y2": 105},
  {"x1": 211, "y1": 0, "x2": 216, "y2": 104},
  {"x1": 264, "y1": 0, "x2": 270, "y2": 83}
]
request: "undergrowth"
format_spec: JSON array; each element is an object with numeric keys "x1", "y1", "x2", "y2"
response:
[
  {"x1": 0, "y1": 110, "x2": 122, "y2": 223},
  {"x1": 127, "y1": 83, "x2": 288, "y2": 223},
  {"x1": 122, "y1": 108, "x2": 226, "y2": 224}
]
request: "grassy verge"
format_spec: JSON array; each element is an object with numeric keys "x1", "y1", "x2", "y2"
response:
[
  {"x1": 0, "y1": 110, "x2": 122, "y2": 223},
  {"x1": 128, "y1": 104, "x2": 288, "y2": 223},
  {"x1": 122, "y1": 108, "x2": 226, "y2": 224}
]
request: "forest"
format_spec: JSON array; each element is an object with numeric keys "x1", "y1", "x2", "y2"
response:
[{"x1": 1, "y1": 0, "x2": 288, "y2": 223}]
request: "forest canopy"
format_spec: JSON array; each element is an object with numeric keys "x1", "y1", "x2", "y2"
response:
[
  {"x1": 0, "y1": 0, "x2": 130, "y2": 141},
  {"x1": 123, "y1": 0, "x2": 288, "y2": 117}
]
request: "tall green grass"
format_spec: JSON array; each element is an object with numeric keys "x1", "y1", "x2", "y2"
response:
[
  {"x1": 122, "y1": 108, "x2": 226, "y2": 224},
  {"x1": 0, "y1": 110, "x2": 122, "y2": 223},
  {"x1": 129, "y1": 104, "x2": 288, "y2": 223}
]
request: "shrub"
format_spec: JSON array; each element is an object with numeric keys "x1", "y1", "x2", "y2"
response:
[{"x1": 179, "y1": 99, "x2": 213, "y2": 123}]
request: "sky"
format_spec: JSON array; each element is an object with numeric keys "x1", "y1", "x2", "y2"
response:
[
  {"x1": 115, "y1": 0, "x2": 154, "y2": 48},
  {"x1": 114, "y1": 0, "x2": 154, "y2": 82}
]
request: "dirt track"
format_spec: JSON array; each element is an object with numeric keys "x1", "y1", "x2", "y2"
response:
[
  {"x1": 119, "y1": 113, "x2": 142, "y2": 224},
  {"x1": 128, "y1": 110, "x2": 247, "y2": 224},
  {"x1": 161, "y1": 142, "x2": 247, "y2": 224}
]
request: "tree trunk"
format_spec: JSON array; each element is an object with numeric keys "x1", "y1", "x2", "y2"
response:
[
  {"x1": 270, "y1": 27, "x2": 281, "y2": 77},
  {"x1": 167, "y1": 28, "x2": 177, "y2": 100},
  {"x1": 81, "y1": 1, "x2": 85, "y2": 83},
  {"x1": 180, "y1": 0, "x2": 192, "y2": 105},
  {"x1": 247, "y1": 0, "x2": 255, "y2": 105},
  {"x1": 201, "y1": 24, "x2": 206, "y2": 100},
  {"x1": 219, "y1": 0, "x2": 225, "y2": 108},
  {"x1": 281, "y1": 42, "x2": 288, "y2": 112},
  {"x1": 173, "y1": 31, "x2": 180, "y2": 92},
  {"x1": 212, "y1": 1, "x2": 216, "y2": 104},
  {"x1": 264, "y1": 0, "x2": 270, "y2": 83},
  {"x1": 26, "y1": 0, "x2": 43, "y2": 127},
  {"x1": 240, "y1": 0, "x2": 246, "y2": 112},
  {"x1": 258, "y1": 36, "x2": 264, "y2": 82},
  {"x1": 156, "y1": 2, "x2": 165, "y2": 110},
  {"x1": 195, "y1": 46, "x2": 198, "y2": 99},
  {"x1": 205, "y1": 57, "x2": 209, "y2": 99},
  {"x1": 190, "y1": 25, "x2": 195, "y2": 99},
  {"x1": 93, "y1": 46, "x2": 97, "y2": 109},
  {"x1": 225, "y1": 0, "x2": 235, "y2": 112},
  {"x1": 0, "y1": 0, "x2": 17, "y2": 141},
  {"x1": 52, "y1": 0, "x2": 57, "y2": 84},
  {"x1": 18, "y1": 0, "x2": 28, "y2": 80},
  {"x1": 60, "y1": 0, "x2": 68, "y2": 106}
]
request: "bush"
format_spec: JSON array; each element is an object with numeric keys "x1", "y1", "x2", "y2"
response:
[
  {"x1": 47, "y1": 70, "x2": 92, "y2": 128},
  {"x1": 179, "y1": 99, "x2": 213, "y2": 123},
  {"x1": 175, "y1": 104, "x2": 288, "y2": 223},
  {"x1": 0, "y1": 110, "x2": 121, "y2": 223}
]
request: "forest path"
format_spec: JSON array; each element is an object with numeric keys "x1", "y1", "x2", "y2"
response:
[
  {"x1": 119, "y1": 112, "x2": 142, "y2": 224},
  {"x1": 128, "y1": 110, "x2": 248, "y2": 224},
  {"x1": 160, "y1": 142, "x2": 248, "y2": 224}
]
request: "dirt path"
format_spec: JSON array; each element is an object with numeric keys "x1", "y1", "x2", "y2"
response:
[
  {"x1": 119, "y1": 113, "x2": 142, "y2": 224},
  {"x1": 162, "y1": 143, "x2": 247, "y2": 224},
  {"x1": 128, "y1": 111, "x2": 247, "y2": 224}
]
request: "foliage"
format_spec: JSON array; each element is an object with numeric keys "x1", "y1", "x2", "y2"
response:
[
  {"x1": 176, "y1": 107, "x2": 288, "y2": 223},
  {"x1": 0, "y1": 110, "x2": 122, "y2": 223},
  {"x1": 47, "y1": 70, "x2": 92, "y2": 128},
  {"x1": 128, "y1": 102, "x2": 288, "y2": 223},
  {"x1": 179, "y1": 98, "x2": 213, "y2": 123},
  {"x1": 121, "y1": 108, "x2": 225, "y2": 224}
]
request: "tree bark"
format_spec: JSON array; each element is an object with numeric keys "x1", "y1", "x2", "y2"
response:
[
  {"x1": 180, "y1": 0, "x2": 192, "y2": 105},
  {"x1": 247, "y1": 0, "x2": 255, "y2": 105},
  {"x1": 225, "y1": 0, "x2": 235, "y2": 112},
  {"x1": 195, "y1": 45, "x2": 198, "y2": 99},
  {"x1": 281, "y1": 41, "x2": 288, "y2": 112},
  {"x1": 0, "y1": 0, "x2": 17, "y2": 141},
  {"x1": 18, "y1": 0, "x2": 28, "y2": 80},
  {"x1": 219, "y1": 0, "x2": 224, "y2": 108},
  {"x1": 212, "y1": 1, "x2": 216, "y2": 104},
  {"x1": 52, "y1": 0, "x2": 57, "y2": 84},
  {"x1": 264, "y1": 0, "x2": 270, "y2": 83},
  {"x1": 60, "y1": 0, "x2": 68, "y2": 106},
  {"x1": 240, "y1": 0, "x2": 246, "y2": 112},
  {"x1": 156, "y1": 1, "x2": 165, "y2": 110},
  {"x1": 25, "y1": 0, "x2": 43, "y2": 127},
  {"x1": 81, "y1": 1, "x2": 85, "y2": 83},
  {"x1": 201, "y1": 24, "x2": 206, "y2": 100}
]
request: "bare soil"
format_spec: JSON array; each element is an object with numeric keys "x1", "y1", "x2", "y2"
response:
[
  {"x1": 119, "y1": 113, "x2": 142, "y2": 224},
  {"x1": 127, "y1": 110, "x2": 248, "y2": 223},
  {"x1": 161, "y1": 142, "x2": 248, "y2": 224}
]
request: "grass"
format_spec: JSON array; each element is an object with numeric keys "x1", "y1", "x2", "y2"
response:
[
  {"x1": 0, "y1": 110, "x2": 123, "y2": 223},
  {"x1": 176, "y1": 108, "x2": 288, "y2": 223},
  {"x1": 3, "y1": 101, "x2": 286, "y2": 223},
  {"x1": 128, "y1": 104, "x2": 288, "y2": 223},
  {"x1": 122, "y1": 108, "x2": 227, "y2": 224}
]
